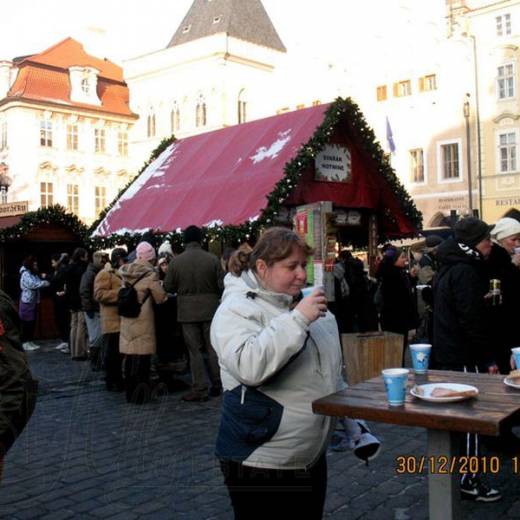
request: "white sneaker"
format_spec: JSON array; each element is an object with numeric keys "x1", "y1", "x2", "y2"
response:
[
  {"x1": 55, "y1": 342, "x2": 69, "y2": 351},
  {"x1": 23, "y1": 342, "x2": 40, "y2": 351}
]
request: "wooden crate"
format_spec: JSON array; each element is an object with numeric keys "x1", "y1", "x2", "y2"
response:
[{"x1": 341, "y1": 331, "x2": 404, "y2": 386}]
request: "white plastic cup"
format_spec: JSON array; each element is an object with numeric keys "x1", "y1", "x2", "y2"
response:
[
  {"x1": 382, "y1": 368, "x2": 409, "y2": 406},
  {"x1": 409, "y1": 344, "x2": 432, "y2": 374},
  {"x1": 514, "y1": 247, "x2": 520, "y2": 255},
  {"x1": 301, "y1": 286, "x2": 324, "y2": 298}
]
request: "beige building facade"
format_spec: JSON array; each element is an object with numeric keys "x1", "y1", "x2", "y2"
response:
[{"x1": 0, "y1": 38, "x2": 137, "y2": 224}]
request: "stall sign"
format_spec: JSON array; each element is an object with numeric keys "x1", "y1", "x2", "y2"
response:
[
  {"x1": 0, "y1": 201, "x2": 28, "y2": 217},
  {"x1": 334, "y1": 210, "x2": 361, "y2": 226},
  {"x1": 315, "y1": 144, "x2": 351, "y2": 183}
]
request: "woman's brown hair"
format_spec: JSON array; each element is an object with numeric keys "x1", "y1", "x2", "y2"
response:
[{"x1": 228, "y1": 227, "x2": 314, "y2": 276}]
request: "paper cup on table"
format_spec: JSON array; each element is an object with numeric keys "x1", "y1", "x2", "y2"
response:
[
  {"x1": 512, "y1": 347, "x2": 520, "y2": 369},
  {"x1": 410, "y1": 344, "x2": 432, "y2": 374},
  {"x1": 382, "y1": 368, "x2": 409, "y2": 406}
]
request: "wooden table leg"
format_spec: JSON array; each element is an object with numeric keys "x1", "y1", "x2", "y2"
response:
[{"x1": 427, "y1": 429, "x2": 461, "y2": 520}]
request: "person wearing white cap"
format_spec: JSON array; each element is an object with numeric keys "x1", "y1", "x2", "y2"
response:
[{"x1": 488, "y1": 217, "x2": 520, "y2": 374}]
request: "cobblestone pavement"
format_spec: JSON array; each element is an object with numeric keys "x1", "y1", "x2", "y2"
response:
[{"x1": 1, "y1": 341, "x2": 520, "y2": 519}]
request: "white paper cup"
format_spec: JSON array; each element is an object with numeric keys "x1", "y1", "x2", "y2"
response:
[{"x1": 301, "y1": 286, "x2": 323, "y2": 298}]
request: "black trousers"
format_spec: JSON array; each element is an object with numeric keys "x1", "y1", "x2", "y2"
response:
[
  {"x1": 20, "y1": 320, "x2": 36, "y2": 343},
  {"x1": 124, "y1": 355, "x2": 151, "y2": 403},
  {"x1": 103, "y1": 333, "x2": 123, "y2": 388},
  {"x1": 220, "y1": 453, "x2": 327, "y2": 520}
]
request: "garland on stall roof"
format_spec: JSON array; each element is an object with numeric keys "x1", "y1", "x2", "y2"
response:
[
  {"x1": 87, "y1": 97, "x2": 421, "y2": 250},
  {"x1": 0, "y1": 204, "x2": 88, "y2": 243}
]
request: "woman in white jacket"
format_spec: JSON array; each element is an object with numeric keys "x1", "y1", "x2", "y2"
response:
[{"x1": 210, "y1": 227, "x2": 345, "y2": 520}]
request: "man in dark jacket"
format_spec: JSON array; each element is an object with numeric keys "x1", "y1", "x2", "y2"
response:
[
  {"x1": 0, "y1": 289, "x2": 38, "y2": 481},
  {"x1": 80, "y1": 251, "x2": 108, "y2": 370},
  {"x1": 164, "y1": 226, "x2": 223, "y2": 401},
  {"x1": 432, "y1": 216, "x2": 500, "y2": 502}
]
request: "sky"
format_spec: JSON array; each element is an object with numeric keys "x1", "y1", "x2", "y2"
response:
[{"x1": 0, "y1": 0, "x2": 446, "y2": 71}]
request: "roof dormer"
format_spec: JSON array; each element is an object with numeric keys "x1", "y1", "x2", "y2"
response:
[{"x1": 69, "y1": 66, "x2": 101, "y2": 106}]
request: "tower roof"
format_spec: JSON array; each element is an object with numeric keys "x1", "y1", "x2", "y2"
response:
[{"x1": 167, "y1": 0, "x2": 286, "y2": 52}]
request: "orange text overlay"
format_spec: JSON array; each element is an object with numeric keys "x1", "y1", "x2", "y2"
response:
[{"x1": 395, "y1": 456, "x2": 509, "y2": 475}]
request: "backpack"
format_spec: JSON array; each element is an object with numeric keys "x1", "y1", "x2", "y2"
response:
[{"x1": 117, "y1": 272, "x2": 149, "y2": 318}]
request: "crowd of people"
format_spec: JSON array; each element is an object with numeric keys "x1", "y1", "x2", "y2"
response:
[{"x1": 2, "y1": 208, "x2": 519, "y2": 516}]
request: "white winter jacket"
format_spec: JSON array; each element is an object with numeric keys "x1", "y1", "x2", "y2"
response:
[{"x1": 210, "y1": 270, "x2": 345, "y2": 470}]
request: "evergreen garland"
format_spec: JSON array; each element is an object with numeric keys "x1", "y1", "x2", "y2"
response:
[
  {"x1": 87, "y1": 98, "x2": 421, "y2": 249},
  {"x1": 0, "y1": 204, "x2": 88, "y2": 243}
]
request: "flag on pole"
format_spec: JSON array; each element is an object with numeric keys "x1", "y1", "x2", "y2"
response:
[{"x1": 386, "y1": 116, "x2": 396, "y2": 153}]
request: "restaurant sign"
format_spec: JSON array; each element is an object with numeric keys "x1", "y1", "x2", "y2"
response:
[
  {"x1": 315, "y1": 144, "x2": 351, "y2": 183},
  {"x1": 0, "y1": 201, "x2": 28, "y2": 217}
]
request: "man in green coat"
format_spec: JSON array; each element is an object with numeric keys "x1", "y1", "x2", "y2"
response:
[
  {"x1": 164, "y1": 226, "x2": 223, "y2": 401},
  {"x1": 0, "y1": 289, "x2": 38, "y2": 480}
]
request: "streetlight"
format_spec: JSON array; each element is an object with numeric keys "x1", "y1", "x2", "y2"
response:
[{"x1": 463, "y1": 93, "x2": 473, "y2": 213}]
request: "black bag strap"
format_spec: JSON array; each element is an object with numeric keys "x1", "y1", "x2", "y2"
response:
[{"x1": 126, "y1": 271, "x2": 149, "y2": 288}]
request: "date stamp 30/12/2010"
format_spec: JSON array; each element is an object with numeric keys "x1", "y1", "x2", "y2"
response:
[{"x1": 395, "y1": 456, "x2": 520, "y2": 475}]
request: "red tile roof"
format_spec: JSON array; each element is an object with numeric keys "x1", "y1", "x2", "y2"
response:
[{"x1": 4, "y1": 38, "x2": 136, "y2": 118}]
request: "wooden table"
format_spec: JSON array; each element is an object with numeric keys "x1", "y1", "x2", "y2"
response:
[{"x1": 313, "y1": 370, "x2": 520, "y2": 519}]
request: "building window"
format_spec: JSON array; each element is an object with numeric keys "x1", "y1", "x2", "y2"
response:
[
  {"x1": 497, "y1": 64, "x2": 515, "y2": 99},
  {"x1": 439, "y1": 142, "x2": 460, "y2": 180},
  {"x1": 171, "y1": 104, "x2": 180, "y2": 133},
  {"x1": 498, "y1": 131, "x2": 517, "y2": 173},
  {"x1": 238, "y1": 91, "x2": 247, "y2": 124},
  {"x1": 393, "y1": 80, "x2": 412, "y2": 97},
  {"x1": 195, "y1": 95, "x2": 207, "y2": 127},
  {"x1": 40, "y1": 182, "x2": 53, "y2": 207},
  {"x1": 40, "y1": 120, "x2": 53, "y2": 147},
  {"x1": 419, "y1": 74, "x2": 437, "y2": 92},
  {"x1": 94, "y1": 128, "x2": 106, "y2": 153},
  {"x1": 67, "y1": 124, "x2": 78, "y2": 151},
  {"x1": 81, "y1": 77, "x2": 91, "y2": 95},
  {"x1": 213, "y1": 16, "x2": 222, "y2": 24},
  {"x1": 67, "y1": 184, "x2": 79, "y2": 214},
  {"x1": 497, "y1": 13, "x2": 512, "y2": 36},
  {"x1": 409, "y1": 149, "x2": 425, "y2": 183},
  {"x1": 312, "y1": 100, "x2": 321, "y2": 106},
  {"x1": 147, "y1": 114, "x2": 156, "y2": 138},
  {"x1": 0, "y1": 122, "x2": 6, "y2": 150},
  {"x1": 117, "y1": 131, "x2": 128, "y2": 156},
  {"x1": 376, "y1": 85, "x2": 387, "y2": 101},
  {"x1": 95, "y1": 186, "x2": 106, "y2": 216},
  {"x1": 182, "y1": 25, "x2": 191, "y2": 34}
]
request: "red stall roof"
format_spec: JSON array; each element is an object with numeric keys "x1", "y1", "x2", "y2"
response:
[{"x1": 93, "y1": 102, "x2": 420, "y2": 238}]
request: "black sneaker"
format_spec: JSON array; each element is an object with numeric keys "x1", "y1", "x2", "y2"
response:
[{"x1": 461, "y1": 476, "x2": 502, "y2": 502}]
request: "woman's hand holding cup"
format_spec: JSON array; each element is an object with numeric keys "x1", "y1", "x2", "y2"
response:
[{"x1": 296, "y1": 287, "x2": 327, "y2": 323}]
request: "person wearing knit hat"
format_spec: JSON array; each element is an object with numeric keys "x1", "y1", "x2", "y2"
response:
[
  {"x1": 136, "y1": 241, "x2": 156, "y2": 263},
  {"x1": 487, "y1": 217, "x2": 520, "y2": 375},
  {"x1": 433, "y1": 216, "x2": 502, "y2": 502},
  {"x1": 158, "y1": 240, "x2": 174, "y2": 258},
  {"x1": 454, "y1": 217, "x2": 493, "y2": 252},
  {"x1": 118, "y1": 241, "x2": 167, "y2": 404}
]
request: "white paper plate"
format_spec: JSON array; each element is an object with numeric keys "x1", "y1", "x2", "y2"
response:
[
  {"x1": 504, "y1": 377, "x2": 520, "y2": 389},
  {"x1": 410, "y1": 383, "x2": 478, "y2": 403}
]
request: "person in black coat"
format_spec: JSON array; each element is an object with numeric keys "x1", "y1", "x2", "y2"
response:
[
  {"x1": 48, "y1": 253, "x2": 70, "y2": 351},
  {"x1": 487, "y1": 217, "x2": 520, "y2": 373},
  {"x1": 377, "y1": 246, "x2": 417, "y2": 343},
  {"x1": 63, "y1": 248, "x2": 89, "y2": 360},
  {"x1": 432, "y1": 217, "x2": 501, "y2": 502}
]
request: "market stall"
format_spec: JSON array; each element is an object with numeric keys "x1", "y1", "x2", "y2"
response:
[
  {"x1": 92, "y1": 98, "x2": 421, "y2": 273},
  {"x1": 0, "y1": 205, "x2": 87, "y2": 339}
]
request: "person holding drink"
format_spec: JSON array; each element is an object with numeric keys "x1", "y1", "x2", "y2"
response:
[
  {"x1": 487, "y1": 217, "x2": 520, "y2": 374},
  {"x1": 210, "y1": 227, "x2": 345, "y2": 519}
]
